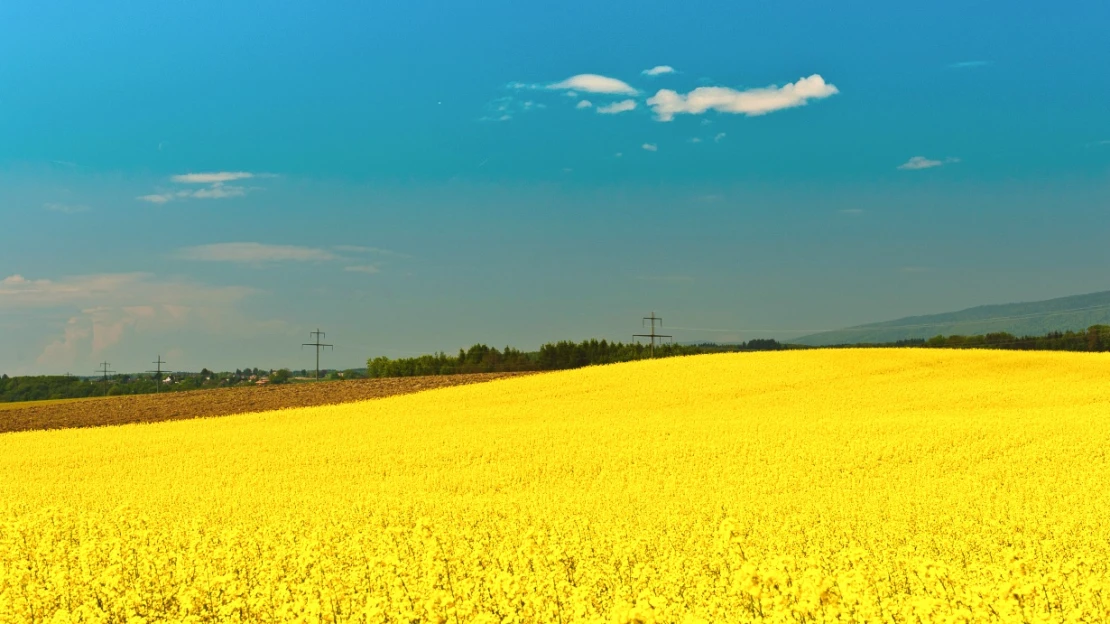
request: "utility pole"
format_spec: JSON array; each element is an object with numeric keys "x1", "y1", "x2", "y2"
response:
[
  {"x1": 302, "y1": 329, "x2": 334, "y2": 380},
  {"x1": 95, "y1": 361, "x2": 115, "y2": 396},
  {"x1": 633, "y1": 311, "x2": 672, "y2": 358},
  {"x1": 147, "y1": 355, "x2": 166, "y2": 393}
]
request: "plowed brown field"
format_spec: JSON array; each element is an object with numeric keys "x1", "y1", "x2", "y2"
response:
[{"x1": 0, "y1": 373, "x2": 533, "y2": 435}]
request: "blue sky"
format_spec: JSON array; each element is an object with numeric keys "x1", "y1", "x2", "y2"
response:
[{"x1": 1, "y1": 0, "x2": 1108, "y2": 374}]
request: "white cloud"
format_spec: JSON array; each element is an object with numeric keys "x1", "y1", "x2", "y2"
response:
[
  {"x1": 642, "y1": 65, "x2": 676, "y2": 76},
  {"x1": 576, "y1": 100, "x2": 593, "y2": 109},
  {"x1": 596, "y1": 99, "x2": 637, "y2": 115},
  {"x1": 642, "y1": 143, "x2": 658, "y2": 152},
  {"x1": 714, "y1": 132, "x2": 726, "y2": 143},
  {"x1": 549, "y1": 74, "x2": 638, "y2": 95},
  {"x1": 43, "y1": 202, "x2": 90, "y2": 214},
  {"x1": 897, "y1": 156, "x2": 959, "y2": 170},
  {"x1": 190, "y1": 185, "x2": 247, "y2": 199},
  {"x1": 646, "y1": 74, "x2": 838, "y2": 121},
  {"x1": 137, "y1": 193, "x2": 173, "y2": 204},
  {"x1": 0, "y1": 273, "x2": 252, "y2": 310},
  {"x1": 344, "y1": 265, "x2": 381, "y2": 274},
  {"x1": 0, "y1": 272, "x2": 269, "y2": 371},
  {"x1": 176, "y1": 243, "x2": 337, "y2": 264},
  {"x1": 689, "y1": 137, "x2": 703, "y2": 143},
  {"x1": 171, "y1": 172, "x2": 255, "y2": 184},
  {"x1": 333, "y1": 245, "x2": 410, "y2": 258},
  {"x1": 138, "y1": 171, "x2": 262, "y2": 204}
]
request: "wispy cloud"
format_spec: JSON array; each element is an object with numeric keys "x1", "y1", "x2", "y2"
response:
[
  {"x1": 576, "y1": 100, "x2": 593, "y2": 109},
  {"x1": 176, "y1": 243, "x2": 337, "y2": 264},
  {"x1": 642, "y1": 143, "x2": 658, "y2": 152},
  {"x1": 596, "y1": 99, "x2": 637, "y2": 115},
  {"x1": 171, "y1": 172, "x2": 254, "y2": 184},
  {"x1": 190, "y1": 186, "x2": 247, "y2": 199},
  {"x1": 897, "y1": 156, "x2": 960, "y2": 170},
  {"x1": 43, "y1": 202, "x2": 90, "y2": 214},
  {"x1": 642, "y1": 65, "x2": 676, "y2": 76},
  {"x1": 548, "y1": 74, "x2": 638, "y2": 95},
  {"x1": 344, "y1": 265, "x2": 381, "y2": 274},
  {"x1": 333, "y1": 245, "x2": 409, "y2": 258},
  {"x1": 948, "y1": 60, "x2": 991, "y2": 69},
  {"x1": 138, "y1": 171, "x2": 265, "y2": 204},
  {"x1": 481, "y1": 96, "x2": 546, "y2": 121},
  {"x1": 714, "y1": 132, "x2": 726, "y2": 143},
  {"x1": 1, "y1": 272, "x2": 267, "y2": 370},
  {"x1": 646, "y1": 74, "x2": 838, "y2": 121}
]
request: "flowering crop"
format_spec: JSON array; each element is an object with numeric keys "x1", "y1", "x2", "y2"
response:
[{"x1": 2, "y1": 349, "x2": 1109, "y2": 623}]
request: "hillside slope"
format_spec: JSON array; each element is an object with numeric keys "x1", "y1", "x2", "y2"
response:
[{"x1": 792, "y1": 290, "x2": 1110, "y2": 346}]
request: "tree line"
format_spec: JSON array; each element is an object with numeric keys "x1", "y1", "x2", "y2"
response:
[
  {"x1": 365, "y1": 339, "x2": 787, "y2": 378},
  {"x1": 916, "y1": 325, "x2": 1110, "y2": 351},
  {"x1": 0, "y1": 368, "x2": 360, "y2": 403}
]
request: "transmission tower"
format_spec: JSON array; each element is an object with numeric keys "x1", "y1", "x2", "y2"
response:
[
  {"x1": 147, "y1": 355, "x2": 167, "y2": 393},
  {"x1": 633, "y1": 311, "x2": 673, "y2": 358},
  {"x1": 95, "y1": 361, "x2": 116, "y2": 396},
  {"x1": 302, "y1": 329, "x2": 334, "y2": 380}
]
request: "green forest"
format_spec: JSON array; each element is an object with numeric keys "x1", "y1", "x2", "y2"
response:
[{"x1": 365, "y1": 338, "x2": 787, "y2": 377}]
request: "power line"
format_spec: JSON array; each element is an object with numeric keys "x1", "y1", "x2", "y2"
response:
[
  {"x1": 633, "y1": 311, "x2": 672, "y2": 358},
  {"x1": 147, "y1": 355, "x2": 166, "y2": 393},
  {"x1": 302, "y1": 329, "x2": 334, "y2": 380},
  {"x1": 94, "y1": 361, "x2": 115, "y2": 396}
]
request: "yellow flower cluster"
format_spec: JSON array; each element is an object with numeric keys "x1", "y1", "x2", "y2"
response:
[{"x1": 2, "y1": 349, "x2": 1109, "y2": 623}]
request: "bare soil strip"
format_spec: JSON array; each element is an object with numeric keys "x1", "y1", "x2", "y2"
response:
[{"x1": 0, "y1": 373, "x2": 532, "y2": 435}]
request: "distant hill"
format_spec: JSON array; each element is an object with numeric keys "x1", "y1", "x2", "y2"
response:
[{"x1": 791, "y1": 290, "x2": 1110, "y2": 346}]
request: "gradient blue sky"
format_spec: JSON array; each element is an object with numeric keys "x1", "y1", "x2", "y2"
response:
[{"x1": 2, "y1": 0, "x2": 1108, "y2": 374}]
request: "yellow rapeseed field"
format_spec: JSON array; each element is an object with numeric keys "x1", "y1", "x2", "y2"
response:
[{"x1": 2, "y1": 349, "x2": 1110, "y2": 623}]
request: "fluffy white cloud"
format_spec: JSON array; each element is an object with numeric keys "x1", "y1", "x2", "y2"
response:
[
  {"x1": 596, "y1": 99, "x2": 637, "y2": 115},
  {"x1": 642, "y1": 143, "x2": 658, "y2": 152},
  {"x1": 897, "y1": 156, "x2": 960, "y2": 170},
  {"x1": 171, "y1": 172, "x2": 255, "y2": 184},
  {"x1": 646, "y1": 74, "x2": 838, "y2": 121},
  {"x1": 642, "y1": 65, "x2": 676, "y2": 76},
  {"x1": 1, "y1": 272, "x2": 260, "y2": 369},
  {"x1": 576, "y1": 100, "x2": 593, "y2": 109},
  {"x1": 549, "y1": 74, "x2": 638, "y2": 95}
]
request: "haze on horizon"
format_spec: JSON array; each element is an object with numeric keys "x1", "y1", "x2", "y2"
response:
[{"x1": 2, "y1": 0, "x2": 1108, "y2": 375}]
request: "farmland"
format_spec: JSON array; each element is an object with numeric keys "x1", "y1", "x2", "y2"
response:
[
  {"x1": 0, "y1": 372, "x2": 529, "y2": 435},
  {"x1": 2, "y1": 349, "x2": 1109, "y2": 622}
]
